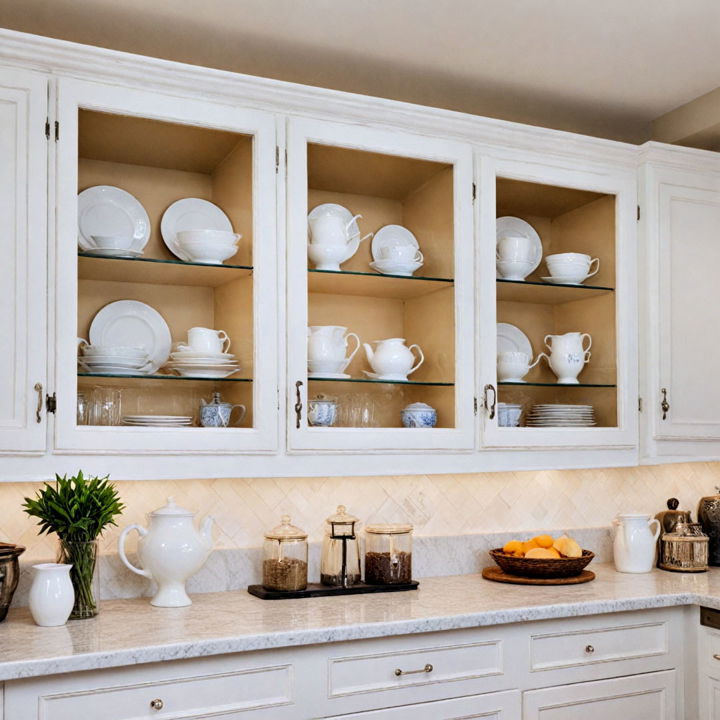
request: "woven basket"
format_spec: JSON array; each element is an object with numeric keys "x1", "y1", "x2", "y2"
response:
[{"x1": 489, "y1": 548, "x2": 594, "y2": 578}]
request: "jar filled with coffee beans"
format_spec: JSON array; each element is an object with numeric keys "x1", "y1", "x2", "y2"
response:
[
  {"x1": 364, "y1": 524, "x2": 413, "y2": 585},
  {"x1": 262, "y1": 515, "x2": 308, "y2": 592}
]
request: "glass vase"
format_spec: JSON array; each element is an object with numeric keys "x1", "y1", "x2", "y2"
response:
[{"x1": 57, "y1": 539, "x2": 99, "y2": 619}]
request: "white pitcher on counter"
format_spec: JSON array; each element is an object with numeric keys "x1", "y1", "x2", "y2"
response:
[
  {"x1": 118, "y1": 497, "x2": 214, "y2": 607},
  {"x1": 613, "y1": 513, "x2": 661, "y2": 573},
  {"x1": 363, "y1": 338, "x2": 424, "y2": 381}
]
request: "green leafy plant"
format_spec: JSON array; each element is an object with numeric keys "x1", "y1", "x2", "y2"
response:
[{"x1": 23, "y1": 471, "x2": 124, "y2": 618}]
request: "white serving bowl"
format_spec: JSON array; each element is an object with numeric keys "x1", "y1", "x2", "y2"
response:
[
  {"x1": 176, "y1": 240, "x2": 239, "y2": 265},
  {"x1": 90, "y1": 234, "x2": 136, "y2": 250},
  {"x1": 497, "y1": 258, "x2": 534, "y2": 281},
  {"x1": 307, "y1": 243, "x2": 349, "y2": 271},
  {"x1": 81, "y1": 345, "x2": 148, "y2": 360},
  {"x1": 176, "y1": 229, "x2": 241, "y2": 246}
]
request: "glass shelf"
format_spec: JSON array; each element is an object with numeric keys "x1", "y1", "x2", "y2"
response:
[
  {"x1": 78, "y1": 253, "x2": 253, "y2": 288},
  {"x1": 498, "y1": 381, "x2": 616, "y2": 388},
  {"x1": 78, "y1": 372, "x2": 252, "y2": 382},
  {"x1": 308, "y1": 268, "x2": 453, "y2": 299},
  {"x1": 496, "y1": 278, "x2": 614, "y2": 304},
  {"x1": 307, "y1": 376, "x2": 453, "y2": 387}
]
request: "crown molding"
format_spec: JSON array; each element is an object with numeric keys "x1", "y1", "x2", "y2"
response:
[
  {"x1": 0, "y1": 28, "x2": 644, "y2": 169},
  {"x1": 637, "y1": 141, "x2": 720, "y2": 175}
]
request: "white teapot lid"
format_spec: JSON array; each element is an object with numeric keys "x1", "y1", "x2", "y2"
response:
[
  {"x1": 402, "y1": 402, "x2": 435, "y2": 412},
  {"x1": 150, "y1": 497, "x2": 194, "y2": 517}
]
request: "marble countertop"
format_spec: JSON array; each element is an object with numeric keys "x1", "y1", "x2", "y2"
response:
[{"x1": 2, "y1": 563, "x2": 719, "y2": 682}]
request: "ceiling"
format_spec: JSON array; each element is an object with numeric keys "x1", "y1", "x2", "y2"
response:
[{"x1": 2, "y1": 0, "x2": 720, "y2": 145}]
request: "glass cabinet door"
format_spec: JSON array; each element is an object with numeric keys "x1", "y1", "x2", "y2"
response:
[
  {"x1": 53, "y1": 77, "x2": 277, "y2": 452},
  {"x1": 478, "y1": 155, "x2": 637, "y2": 449},
  {"x1": 286, "y1": 118, "x2": 475, "y2": 452}
]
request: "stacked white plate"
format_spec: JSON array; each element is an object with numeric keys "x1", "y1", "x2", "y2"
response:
[
  {"x1": 78, "y1": 344, "x2": 152, "y2": 376},
  {"x1": 122, "y1": 415, "x2": 193, "y2": 427},
  {"x1": 525, "y1": 404, "x2": 596, "y2": 427},
  {"x1": 165, "y1": 350, "x2": 241, "y2": 379}
]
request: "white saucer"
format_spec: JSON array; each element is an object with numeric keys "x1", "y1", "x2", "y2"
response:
[
  {"x1": 371, "y1": 225, "x2": 419, "y2": 262},
  {"x1": 496, "y1": 217, "x2": 543, "y2": 275},
  {"x1": 541, "y1": 276, "x2": 587, "y2": 286},
  {"x1": 497, "y1": 323, "x2": 533, "y2": 357},
  {"x1": 308, "y1": 372, "x2": 350, "y2": 379},
  {"x1": 84, "y1": 248, "x2": 144, "y2": 259},
  {"x1": 363, "y1": 371, "x2": 411, "y2": 382},
  {"x1": 369, "y1": 260, "x2": 423, "y2": 277}
]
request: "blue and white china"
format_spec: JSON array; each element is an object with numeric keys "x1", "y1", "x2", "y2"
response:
[
  {"x1": 200, "y1": 392, "x2": 246, "y2": 428},
  {"x1": 400, "y1": 402, "x2": 437, "y2": 428},
  {"x1": 308, "y1": 396, "x2": 338, "y2": 427}
]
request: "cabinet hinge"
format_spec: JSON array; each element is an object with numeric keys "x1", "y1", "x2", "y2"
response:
[
  {"x1": 638, "y1": 397, "x2": 642, "y2": 412},
  {"x1": 45, "y1": 118, "x2": 50, "y2": 139},
  {"x1": 45, "y1": 393, "x2": 57, "y2": 414},
  {"x1": 473, "y1": 396, "x2": 478, "y2": 415},
  {"x1": 637, "y1": 205, "x2": 641, "y2": 221},
  {"x1": 472, "y1": 182, "x2": 477, "y2": 201},
  {"x1": 275, "y1": 146, "x2": 279, "y2": 173}
]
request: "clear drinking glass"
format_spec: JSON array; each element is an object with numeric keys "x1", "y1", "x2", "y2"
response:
[{"x1": 76, "y1": 392, "x2": 88, "y2": 425}]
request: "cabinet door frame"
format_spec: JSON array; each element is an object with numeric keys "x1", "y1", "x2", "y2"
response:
[
  {"x1": 53, "y1": 76, "x2": 278, "y2": 453},
  {"x1": 0, "y1": 67, "x2": 48, "y2": 454},
  {"x1": 477, "y1": 153, "x2": 638, "y2": 450},
  {"x1": 285, "y1": 116, "x2": 476, "y2": 453}
]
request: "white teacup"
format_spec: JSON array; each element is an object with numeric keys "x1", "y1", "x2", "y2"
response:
[
  {"x1": 378, "y1": 245, "x2": 423, "y2": 263},
  {"x1": 497, "y1": 258, "x2": 534, "y2": 281},
  {"x1": 497, "y1": 351, "x2": 541, "y2": 382},
  {"x1": 497, "y1": 234, "x2": 534, "y2": 262},
  {"x1": 187, "y1": 327, "x2": 230, "y2": 354},
  {"x1": 546, "y1": 253, "x2": 599, "y2": 283},
  {"x1": 91, "y1": 234, "x2": 135, "y2": 251}
]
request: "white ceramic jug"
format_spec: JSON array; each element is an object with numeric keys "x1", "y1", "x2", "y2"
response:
[
  {"x1": 613, "y1": 513, "x2": 661, "y2": 573},
  {"x1": 544, "y1": 332, "x2": 591, "y2": 356},
  {"x1": 307, "y1": 326, "x2": 360, "y2": 374},
  {"x1": 118, "y1": 497, "x2": 214, "y2": 607},
  {"x1": 363, "y1": 338, "x2": 424, "y2": 381},
  {"x1": 28, "y1": 563, "x2": 74, "y2": 627},
  {"x1": 308, "y1": 213, "x2": 361, "y2": 246},
  {"x1": 540, "y1": 332, "x2": 592, "y2": 384}
]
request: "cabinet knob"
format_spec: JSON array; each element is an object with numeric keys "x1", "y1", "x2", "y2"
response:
[
  {"x1": 585, "y1": 645, "x2": 595, "y2": 654},
  {"x1": 713, "y1": 654, "x2": 720, "y2": 661},
  {"x1": 150, "y1": 698, "x2": 164, "y2": 710}
]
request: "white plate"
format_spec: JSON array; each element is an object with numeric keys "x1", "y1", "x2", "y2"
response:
[
  {"x1": 78, "y1": 365, "x2": 147, "y2": 376},
  {"x1": 161, "y1": 198, "x2": 233, "y2": 261},
  {"x1": 369, "y1": 261, "x2": 423, "y2": 277},
  {"x1": 307, "y1": 372, "x2": 351, "y2": 379},
  {"x1": 371, "y1": 225, "x2": 418, "y2": 262},
  {"x1": 78, "y1": 186, "x2": 150, "y2": 252},
  {"x1": 171, "y1": 367, "x2": 240, "y2": 379},
  {"x1": 497, "y1": 323, "x2": 532, "y2": 357},
  {"x1": 83, "y1": 248, "x2": 144, "y2": 259},
  {"x1": 496, "y1": 217, "x2": 542, "y2": 275},
  {"x1": 89, "y1": 301, "x2": 171, "y2": 374},
  {"x1": 124, "y1": 415, "x2": 192, "y2": 421},
  {"x1": 170, "y1": 351, "x2": 235, "y2": 360},
  {"x1": 167, "y1": 360, "x2": 238, "y2": 367},
  {"x1": 541, "y1": 276, "x2": 586, "y2": 286}
]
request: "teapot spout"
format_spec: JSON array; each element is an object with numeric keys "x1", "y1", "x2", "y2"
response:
[
  {"x1": 363, "y1": 343, "x2": 374, "y2": 363},
  {"x1": 200, "y1": 515, "x2": 215, "y2": 550}
]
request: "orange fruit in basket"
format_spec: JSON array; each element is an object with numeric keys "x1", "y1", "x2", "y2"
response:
[
  {"x1": 525, "y1": 547, "x2": 561, "y2": 559},
  {"x1": 503, "y1": 540, "x2": 523, "y2": 556},
  {"x1": 533, "y1": 534, "x2": 554, "y2": 548},
  {"x1": 522, "y1": 539, "x2": 539, "y2": 555}
]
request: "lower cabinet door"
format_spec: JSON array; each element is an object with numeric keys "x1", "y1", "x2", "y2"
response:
[
  {"x1": 522, "y1": 670, "x2": 676, "y2": 720},
  {"x1": 320, "y1": 690, "x2": 520, "y2": 719},
  {"x1": 699, "y1": 674, "x2": 720, "y2": 720}
]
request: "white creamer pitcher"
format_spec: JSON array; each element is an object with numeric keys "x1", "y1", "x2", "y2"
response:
[{"x1": 613, "y1": 513, "x2": 661, "y2": 573}]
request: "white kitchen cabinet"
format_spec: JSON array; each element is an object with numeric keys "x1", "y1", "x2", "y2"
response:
[
  {"x1": 0, "y1": 68, "x2": 48, "y2": 454},
  {"x1": 285, "y1": 116, "x2": 476, "y2": 452},
  {"x1": 478, "y1": 152, "x2": 638, "y2": 450},
  {"x1": 52, "y1": 76, "x2": 278, "y2": 453},
  {"x1": 639, "y1": 144, "x2": 720, "y2": 461},
  {"x1": 700, "y1": 674, "x2": 720, "y2": 720},
  {"x1": 523, "y1": 670, "x2": 676, "y2": 719},
  {"x1": 319, "y1": 690, "x2": 521, "y2": 719}
]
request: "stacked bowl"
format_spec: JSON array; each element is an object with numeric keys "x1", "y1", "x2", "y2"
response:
[
  {"x1": 175, "y1": 230, "x2": 241, "y2": 265},
  {"x1": 78, "y1": 341, "x2": 152, "y2": 375}
]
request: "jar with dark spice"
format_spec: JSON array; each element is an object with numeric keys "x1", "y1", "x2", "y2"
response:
[
  {"x1": 262, "y1": 515, "x2": 308, "y2": 592},
  {"x1": 364, "y1": 524, "x2": 413, "y2": 585}
]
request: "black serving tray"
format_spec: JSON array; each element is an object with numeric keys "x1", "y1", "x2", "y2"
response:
[{"x1": 248, "y1": 580, "x2": 419, "y2": 600}]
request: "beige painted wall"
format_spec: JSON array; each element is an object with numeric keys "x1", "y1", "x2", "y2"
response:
[{"x1": 2, "y1": 462, "x2": 718, "y2": 561}]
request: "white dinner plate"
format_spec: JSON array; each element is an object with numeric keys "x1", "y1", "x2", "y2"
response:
[
  {"x1": 89, "y1": 300, "x2": 171, "y2": 374},
  {"x1": 161, "y1": 198, "x2": 233, "y2": 261},
  {"x1": 496, "y1": 217, "x2": 543, "y2": 275},
  {"x1": 78, "y1": 186, "x2": 150, "y2": 252},
  {"x1": 83, "y1": 248, "x2": 144, "y2": 259},
  {"x1": 541, "y1": 276, "x2": 586, "y2": 286},
  {"x1": 170, "y1": 367, "x2": 240, "y2": 378},
  {"x1": 497, "y1": 323, "x2": 533, "y2": 357},
  {"x1": 371, "y1": 224, "x2": 419, "y2": 262}
]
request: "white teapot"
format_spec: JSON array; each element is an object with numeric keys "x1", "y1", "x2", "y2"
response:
[
  {"x1": 363, "y1": 338, "x2": 424, "y2": 381},
  {"x1": 118, "y1": 497, "x2": 214, "y2": 607},
  {"x1": 613, "y1": 513, "x2": 661, "y2": 573}
]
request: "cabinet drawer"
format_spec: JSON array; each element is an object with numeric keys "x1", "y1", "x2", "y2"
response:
[
  {"x1": 700, "y1": 625, "x2": 720, "y2": 676},
  {"x1": 38, "y1": 663, "x2": 293, "y2": 720},
  {"x1": 530, "y1": 618, "x2": 668, "y2": 672}
]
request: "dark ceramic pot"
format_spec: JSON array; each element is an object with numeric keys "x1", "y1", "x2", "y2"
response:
[
  {"x1": 0, "y1": 543, "x2": 25, "y2": 622},
  {"x1": 698, "y1": 492, "x2": 720, "y2": 566}
]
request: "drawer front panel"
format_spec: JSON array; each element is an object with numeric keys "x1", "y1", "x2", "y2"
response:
[
  {"x1": 329, "y1": 640, "x2": 502, "y2": 698},
  {"x1": 39, "y1": 664, "x2": 292, "y2": 720},
  {"x1": 530, "y1": 619, "x2": 668, "y2": 671},
  {"x1": 701, "y1": 626, "x2": 720, "y2": 676}
]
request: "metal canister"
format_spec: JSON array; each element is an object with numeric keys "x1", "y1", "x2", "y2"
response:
[
  {"x1": 698, "y1": 489, "x2": 720, "y2": 566},
  {"x1": 655, "y1": 498, "x2": 691, "y2": 568}
]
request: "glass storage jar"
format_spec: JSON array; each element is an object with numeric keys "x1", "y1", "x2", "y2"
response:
[
  {"x1": 321, "y1": 505, "x2": 361, "y2": 587},
  {"x1": 364, "y1": 524, "x2": 413, "y2": 584},
  {"x1": 660, "y1": 522, "x2": 709, "y2": 573},
  {"x1": 262, "y1": 515, "x2": 308, "y2": 592}
]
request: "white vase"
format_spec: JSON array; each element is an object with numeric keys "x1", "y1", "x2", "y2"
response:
[{"x1": 29, "y1": 563, "x2": 75, "y2": 627}]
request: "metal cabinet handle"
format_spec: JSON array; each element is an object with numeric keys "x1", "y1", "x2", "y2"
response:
[
  {"x1": 394, "y1": 663, "x2": 433, "y2": 677},
  {"x1": 150, "y1": 698, "x2": 164, "y2": 710},
  {"x1": 34, "y1": 383, "x2": 43, "y2": 423},
  {"x1": 713, "y1": 654, "x2": 720, "y2": 661},
  {"x1": 661, "y1": 388, "x2": 669, "y2": 420},
  {"x1": 295, "y1": 380, "x2": 303, "y2": 429},
  {"x1": 484, "y1": 384, "x2": 497, "y2": 420},
  {"x1": 585, "y1": 645, "x2": 595, "y2": 654}
]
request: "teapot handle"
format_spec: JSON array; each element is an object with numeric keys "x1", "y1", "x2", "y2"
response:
[
  {"x1": 407, "y1": 344, "x2": 425, "y2": 375},
  {"x1": 230, "y1": 404, "x2": 247, "y2": 427},
  {"x1": 118, "y1": 524, "x2": 151, "y2": 578}
]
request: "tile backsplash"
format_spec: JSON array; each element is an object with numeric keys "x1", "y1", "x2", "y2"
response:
[{"x1": 2, "y1": 461, "x2": 718, "y2": 561}]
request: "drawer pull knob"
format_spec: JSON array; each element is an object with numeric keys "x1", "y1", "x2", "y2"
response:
[
  {"x1": 150, "y1": 698, "x2": 164, "y2": 711},
  {"x1": 713, "y1": 654, "x2": 720, "y2": 661},
  {"x1": 394, "y1": 663, "x2": 433, "y2": 677},
  {"x1": 585, "y1": 645, "x2": 595, "y2": 654}
]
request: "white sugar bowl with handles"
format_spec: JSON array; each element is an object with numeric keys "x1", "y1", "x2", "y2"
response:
[
  {"x1": 613, "y1": 512, "x2": 661, "y2": 573},
  {"x1": 118, "y1": 497, "x2": 214, "y2": 607}
]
